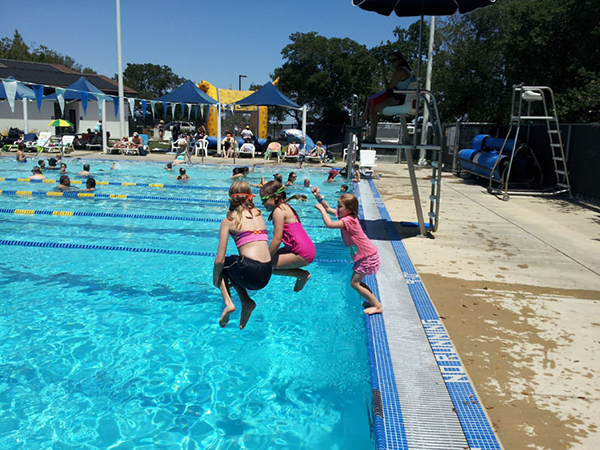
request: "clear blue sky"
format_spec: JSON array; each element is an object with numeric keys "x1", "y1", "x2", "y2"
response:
[{"x1": 1, "y1": 0, "x2": 417, "y2": 91}]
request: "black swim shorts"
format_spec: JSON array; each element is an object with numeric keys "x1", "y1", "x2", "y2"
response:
[{"x1": 223, "y1": 255, "x2": 272, "y2": 291}]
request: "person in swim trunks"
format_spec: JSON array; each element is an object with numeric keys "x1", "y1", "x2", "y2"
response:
[
  {"x1": 213, "y1": 181, "x2": 272, "y2": 329},
  {"x1": 260, "y1": 181, "x2": 315, "y2": 292}
]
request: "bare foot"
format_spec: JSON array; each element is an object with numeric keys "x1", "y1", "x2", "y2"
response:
[
  {"x1": 363, "y1": 305, "x2": 383, "y2": 315},
  {"x1": 239, "y1": 299, "x2": 256, "y2": 329},
  {"x1": 219, "y1": 304, "x2": 236, "y2": 327},
  {"x1": 294, "y1": 272, "x2": 311, "y2": 292}
]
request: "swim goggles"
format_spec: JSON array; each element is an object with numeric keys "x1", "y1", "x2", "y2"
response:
[
  {"x1": 229, "y1": 193, "x2": 255, "y2": 205},
  {"x1": 260, "y1": 186, "x2": 286, "y2": 203}
]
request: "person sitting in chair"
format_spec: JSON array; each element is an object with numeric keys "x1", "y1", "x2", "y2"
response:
[
  {"x1": 357, "y1": 51, "x2": 415, "y2": 143},
  {"x1": 239, "y1": 138, "x2": 255, "y2": 157}
]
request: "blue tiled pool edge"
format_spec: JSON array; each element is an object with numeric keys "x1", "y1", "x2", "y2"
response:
[{"x1": 362, "y1": 178, "x2": 502, "y2": 450}]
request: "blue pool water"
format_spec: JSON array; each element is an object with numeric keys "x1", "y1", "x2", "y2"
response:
[{"x1": 0, "y1": 157, "x2": 374, "y2": 449}]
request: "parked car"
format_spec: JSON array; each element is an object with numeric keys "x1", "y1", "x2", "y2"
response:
[{"x1": 162, "y1": 121, "x2": 195, "y2": 133}]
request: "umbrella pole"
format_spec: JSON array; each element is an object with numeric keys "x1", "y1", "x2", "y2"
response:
[{"x1": 408, "y1": 10, "x2": 428, "y2": 237}]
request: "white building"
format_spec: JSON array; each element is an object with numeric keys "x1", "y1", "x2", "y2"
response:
[{"x1": 0, "y1": 58, "x2": 137, "y2": 138}]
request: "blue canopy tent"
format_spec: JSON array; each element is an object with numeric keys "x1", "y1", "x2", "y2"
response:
[
  {"x1": 1, "y1": 76, "x2": 36, "y2": 133},
  {"x1": 154, "y1": 79, "x2": 217, "y2": 105},
  {"x1": 0, "y1": 76, "x2": 36, "y2": 100},
  {"x1": 154, "y1": 80, "x2": 217, "y2": 160},
  {"x1": 44, "y1": 76, "x2": 115, "y2": 151},
  {"x1": 44, "y1": 76, "x2": 106, "y2": 102},
  {"x1": 234, "y1": 81, "x2": 300, "y2": 109},
  {"x1": 235, "y1": 82, "x2": 305, "y2": 156}
]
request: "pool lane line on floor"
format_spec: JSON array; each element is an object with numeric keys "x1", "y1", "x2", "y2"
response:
[
  {"x1": 365, "y1": 178, "x2": 502, "y2": 450},
  {"x1": 0, "y1": 239, "x2": 349, "y2": 264}
]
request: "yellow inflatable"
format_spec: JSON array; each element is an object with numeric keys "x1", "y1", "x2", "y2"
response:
[{"x1": 198, "y1": 80, "x2": 273, "y2": 139}]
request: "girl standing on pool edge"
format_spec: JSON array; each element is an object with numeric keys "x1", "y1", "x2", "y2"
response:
[
  {"x1": 311, "y1": 187, "x2": 382, "y2": 314},
  {"x1": 260, "y1": 181, "x2": 315, "y2": 292},
  {"x1": 213, "y1": 181, "x2": 272, "y2": 329}
]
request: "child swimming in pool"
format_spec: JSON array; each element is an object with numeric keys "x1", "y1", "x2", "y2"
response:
[
  {"x1": 260, "y1": 181, "x2": 315, "y2": 292},
  {"x1": 311, "y1": 187, "x2": 382, "y2": 314},
  {"x1": 213, "y1": 181, "x2": 272, "y2": 329}
]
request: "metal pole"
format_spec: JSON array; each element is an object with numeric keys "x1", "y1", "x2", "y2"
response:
[
  {"x1": 101, "y1": 98, "x2": 107, "y2": 154},
  {"x1": 301, "y1": 105, "x2": 307, "y2": 138},
  {"x1": 22, "y1": 99, "x2": 29, "y2": 133},
  {"x1": 216, "y1": 103, "x2": 222, "y2": 156},
  {"x1": 419, "y1": 16, "x2": 435, "y2": 166},
  {"x1": 116, "y1": 0, "x2": 126, "y2": 138},
  {"x1": 238, "y1": 75, "x2": 246, "y2": 91}
]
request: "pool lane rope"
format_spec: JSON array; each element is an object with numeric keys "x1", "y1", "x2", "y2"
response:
[
  {"x1": 0, "y1": 239, "x2": 349, "y2": 264},
  {"x1": 0, "y1": 177, "x2": 228, "y2": 191},
  {"x1": 0, "y1": 189, "x2": 228, "y2": 204}
]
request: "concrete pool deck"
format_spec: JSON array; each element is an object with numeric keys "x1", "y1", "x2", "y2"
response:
[{"x1": 21, "y1": 149, "x2": 600, "y2": 449}]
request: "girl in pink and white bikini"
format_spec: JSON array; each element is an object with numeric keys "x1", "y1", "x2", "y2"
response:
[
  {"x1": 311, "y1": 187, "x2": 382, "y2": 315},
  {"x1": 260, "y1": 181, "x2": 315, "y2": 292},
  {"x1": 213, "y1": 181, "x2": 272, "y2": 329}
]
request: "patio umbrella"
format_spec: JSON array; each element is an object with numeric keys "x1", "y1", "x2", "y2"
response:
[
  {"x1": 352, "y1": 0, "x2": 496, "y2": 16},
  {"x1": 48, "y1": 119, "x2": 74, "y2": 127}
]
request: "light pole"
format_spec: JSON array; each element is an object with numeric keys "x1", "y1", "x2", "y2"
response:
[{"x1": 238, "y1": 75, "x2": 247, "y2": 91}]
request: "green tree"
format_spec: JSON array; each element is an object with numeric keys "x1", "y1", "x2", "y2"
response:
[
  {"x1": 432, "y1": 0, "x2": 600, "y2": 123},
  {"x1": 119, "y1": 63, "x2": 185, "y2": 100},
  {"x1": 273, "y1": 32, "x2": 379, "y2": 125},
  {"x1": 1, "y1": 30, "x2": 30, "y2": 60},
  {"x1": 0, "y1": 29, "x2": 95, "y2": 73}
]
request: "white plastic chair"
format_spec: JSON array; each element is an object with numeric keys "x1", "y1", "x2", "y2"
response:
[
  {"x1": 61, "y1": 135, "x2": 75, "y2": 154},
  {"x1": 382, "y1": 81, "x2": 419, "y2": 117},
  {"x1": 359, "y1": 149, "x2": 377, "y2": 177},
  {"x1": 195, "y1": 138, "x2": 209, "y2": 157}
]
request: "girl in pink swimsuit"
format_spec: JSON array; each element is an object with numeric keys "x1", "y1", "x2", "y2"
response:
[
  {"x1": 260, "y1": 181, "x2": 316, "y2": 292},
  {"x1": 311, "y1": 187, "x2": 382, "y2": 315},
  {"x1": 213, "y1": 181, "x2": 272, "y2": 329}
]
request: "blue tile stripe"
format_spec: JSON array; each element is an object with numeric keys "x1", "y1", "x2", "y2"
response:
[
  {"x1": 355, "y1": 182, "x2": 408, "y2": 450},
  {"x1": 367, "y1": 179, "x2": 501, "y2": 450}
]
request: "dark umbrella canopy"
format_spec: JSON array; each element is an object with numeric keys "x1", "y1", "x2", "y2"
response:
[
  {"x1": 154, "y1": 80, "x2": 217, "y2": 105},
  {"x1": 352, "y1": 0, "x2": 496, "y2": 17},
  {"x1": 234, "y1": 82, "x2": 300, "y2": 109}
]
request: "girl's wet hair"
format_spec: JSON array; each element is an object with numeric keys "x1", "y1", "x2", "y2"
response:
[
  {"x1": 260, "y1": 181, "x2": 307, "y2": 221},
  {"x1": 339, "y1": 193, "x2": 359, "y2": 217},
  {"x1": 228, "y1": 181, "x2": 260, "y2": 227}
]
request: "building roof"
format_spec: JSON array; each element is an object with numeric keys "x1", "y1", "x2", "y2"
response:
[{"x1": 0, "y1": 58, "x2": 137, "y2": 96}]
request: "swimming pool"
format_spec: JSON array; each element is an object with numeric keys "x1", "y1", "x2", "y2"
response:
[{"x1": 0, "y1": 157, "x2": 374, "y2": 449}]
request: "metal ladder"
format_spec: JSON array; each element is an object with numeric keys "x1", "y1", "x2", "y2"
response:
[
  {"x1": 488, "y1": 84, "x2": 572, "y2": 201},
  {"x1": 346, "y1": 88, "x2": 443, "y2": 236}
]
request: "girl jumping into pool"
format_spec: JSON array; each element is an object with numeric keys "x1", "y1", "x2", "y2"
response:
[
  {"x1": 213, "y1": 181, "x2": 272, "y2": 329},
  {"x1": 260, "y1": 181, "x2": 315, "y2": 292},
  {"x1": 311, "y1": 187, "x2": 382, "y2": 314}
]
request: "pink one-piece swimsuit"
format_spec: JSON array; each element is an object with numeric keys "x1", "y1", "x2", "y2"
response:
[{"x1": 281, "y1": 222, "x2": 316, "y2": 263}]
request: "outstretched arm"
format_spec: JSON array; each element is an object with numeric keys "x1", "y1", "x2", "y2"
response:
[{"x1": 314, "y1": 203, "x2": 344, "y2": 229}]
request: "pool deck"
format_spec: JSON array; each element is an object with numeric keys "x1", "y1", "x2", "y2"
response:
[{"x1": 15, "y1": 149, "x2": 600, "y2": 449}]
